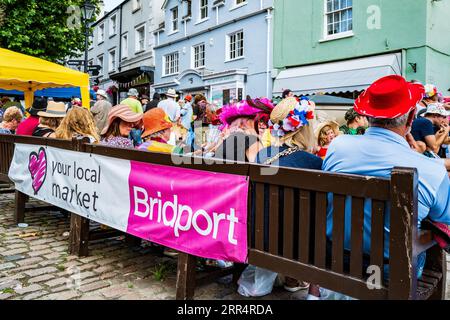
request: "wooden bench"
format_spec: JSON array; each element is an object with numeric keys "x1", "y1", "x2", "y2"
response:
[
  {"x1": 238, "y1": 164, "x2": 446, "y2": 300},
  {"x1": 0, "y1": 134, "x2": 446, "y2": 300}
]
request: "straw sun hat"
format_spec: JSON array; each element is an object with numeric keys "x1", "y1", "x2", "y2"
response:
[
  {"x1": 270, "y1": 97, "x2": 300, "y2": 124},
  {"x1": 166, "y1": 88, "x2": 178, "y2": 98},
  {"x1": 269, "y1": 97, "x2": 316, "y2": 136},
  {"x1": 37, "y1": 101, "x2": 67, "y2": 118},
  {"x1": 100, "y1": 105, "x2": 143, "y2": 135}
]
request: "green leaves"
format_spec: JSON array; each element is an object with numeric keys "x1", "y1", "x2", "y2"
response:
[{"x1": 0, "y1": 0, "x2": 101, "y2": 62}]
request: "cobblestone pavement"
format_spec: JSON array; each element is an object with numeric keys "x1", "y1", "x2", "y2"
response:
[{"x1": 0, "y1": 192, "x2": 449, "y2": 300}]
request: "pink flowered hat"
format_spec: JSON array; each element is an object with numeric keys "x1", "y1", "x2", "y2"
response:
[{"x1": 219, "y1": 96, "x2": 273, "y2": 129}]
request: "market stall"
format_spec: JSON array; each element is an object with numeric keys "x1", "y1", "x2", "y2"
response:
[{"x1": 0, "y1": 48, "x2": 90, "y2": 108}]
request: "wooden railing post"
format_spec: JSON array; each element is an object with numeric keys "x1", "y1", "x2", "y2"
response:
[
  {"x1": 426, "y1": 245, "x2": 446, "y2": 300},
  {"x1": 0, "y1": 135, "x2": 15, "y2": 183},
  {"x1": 389, "y1": 167, "x2": 418, "y2": 300},
  {"x1": 176, "y1": 253, "x2": 197, "y2": 300},
  {"x1": 68, "y1": 137, "x2": 91, "y2": 257},
  {"x1": 14, "y1": 191, "x2": 26, "y2": 224},
  {"x1": 68, "y1": 213, "x2": 90, "y2": 257},
  {"x1": 124, "y1": 234, "x2": 142, "y2": 247},
  {"x1": 0, "y1": 137, "x2": 15, "y2": 192}
]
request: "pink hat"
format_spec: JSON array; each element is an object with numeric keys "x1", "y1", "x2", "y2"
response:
[
  {"x1": 219, "y1": 96, "x2": 273, "y2": 127},
  {"x1": 101, "y1": 105, "x2": 143, "y2": 135}
]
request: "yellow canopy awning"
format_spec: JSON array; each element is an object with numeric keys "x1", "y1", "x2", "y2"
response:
[{"x1": 0, "y1": 48, "x2": 90, "y2": 108}]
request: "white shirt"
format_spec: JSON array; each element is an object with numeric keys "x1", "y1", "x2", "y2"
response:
[{"x1": 157, "y1": 98, "x2": 181, "y2": 123}]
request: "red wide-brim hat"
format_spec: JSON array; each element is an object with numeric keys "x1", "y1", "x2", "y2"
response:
[{"x1": 355, "y1": 75, "x2": 425, "y2": 119}]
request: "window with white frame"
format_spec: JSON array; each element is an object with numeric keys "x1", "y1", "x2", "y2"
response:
[
  {"x1": 108, "y1": 49, "x2": 116, "y2": 72},
  {"x1": 193, "y1": 43, "x2": 205, "y2": 69},
  {"x1": 186, "y1": 1, "x2": 192, "y2": 17},
  {"x1": 325, "y1": 0, "x2": 352, "y2": 37},
  {"x1": 97, "y1": 55, "x2": 104, "y2": 74},
  {"x1": 227, "y1": 30, "x2": 244, "y2": 60},
  {"x1": 199, "y1": 0, "x2": 208, "y2": 20},
  {"x1": 88, "y1": 34, "x2": 94, "y2": 49},
  {"x1": 135, "y1": 25, "x2": 146, "y2": 52},
  {"x1": 122, "y1": 34, "x2": 128, "y2": 59},
  {"x1": 98, "y1": 23, "x2": 105, "y2": 43},
  {"x1": 109, "y1": 14, "x2": 117, "y2": 36},
  {"x1": 164, "y1": 52, "x2": 179, "y2": 76},
  {"x1": 171, "y1": 7, "x2": 179, "y2": 32},
  {"x1": 132, "y1": 0, "x2": 142, "y2": 12},
  {"x1": 235, "y1": 0, "x2": 247, "y2": 6}
]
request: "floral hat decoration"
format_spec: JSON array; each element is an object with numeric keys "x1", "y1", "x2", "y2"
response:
[
  {"x1": 424, "y1": 84, "x2": 438, "y2": 99},
  {"x1": 269, "y1": 96, "x2": 315, "y2": 137}
]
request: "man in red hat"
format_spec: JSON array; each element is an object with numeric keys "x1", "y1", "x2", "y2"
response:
[{"x1": 306, "y1": 75, "x2": 450, "y2": 300}]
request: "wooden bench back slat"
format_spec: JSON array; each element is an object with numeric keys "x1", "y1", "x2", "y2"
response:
[
  {"x1": 0, "y1": 142, "x2": 5, "y2": 174},
  {"x1": 283, "y1": 187, "x2": 295, "y2": 260},
  {"x1": 0, "y1": 139, "x2": 14, "y2": 182},
  {"x1": 8, "y1": 141, "x2": 13, "y2": 170},
  {"x1": 389, "y1": 167, "x2": 418, "y2": 300},
  {"x1": 371, "y1": 200, "x2": 386, "y2": 282},
  {"x1": 0, "y1": 143, "x2": 4, "y2": 179},
  {"x1": 350, "y1": 197, "x2": 365, "y2": 278},
  {"x1": 314, "y1": 192, "x2": 327, "y2": 269},
  {"x1": 247, "y1": 182, "x2": 253, "y2": 248},
  {"x1": 269, "y1": 185, "x2": 279, "y2": 256},
  {"x1": 332, "y1": 194, "x2": 346, "y2": 273},
  {"x1": 254, "y1": 183, "x2": 265, "y2": 252},
  {"x1": 1, "y1": 141, "x2": 6, "y2": 174},
  {"x1": 299, "y1": 190, "x2": 311, "y2": 264}
]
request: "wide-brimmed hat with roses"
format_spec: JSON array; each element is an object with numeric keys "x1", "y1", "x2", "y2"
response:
[{"x1": 268, "y1": 97, "x2": 315, "y2": 138}]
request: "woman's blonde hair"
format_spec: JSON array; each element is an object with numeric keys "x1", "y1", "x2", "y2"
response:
[
  {"x1": 280, "y1": 125, "x2": 316, "y2": 152},
  {"x1": 318, "y1": 125, "x2": 334, "y2": 147},
  {"x1": 315, "y1": 121, "x2": 340, "y2": 147},
  {"x1": 3, "y1": 107, "x2": 23, "y2": 123},
  {"x1": 55, "y1": 107, "x2": 100, "y2": 142}
]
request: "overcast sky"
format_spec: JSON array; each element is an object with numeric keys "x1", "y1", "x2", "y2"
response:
[{"x1": 103, "y1": 0, "x2": 123, "y2": 12}]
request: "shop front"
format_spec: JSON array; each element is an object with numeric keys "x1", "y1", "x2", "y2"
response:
[
  {"x1": 152, "y1": 69, "x2": 247, "y2": 106},
  {"x1": 273, "y1": 53, "x2": 402, "y2": 99},
  {"x1": 205, "y1": 71, "x2": 246, "y2": 107},
  {"x1": 110, "y1": 66, "x2": 154, "y2": 104}
]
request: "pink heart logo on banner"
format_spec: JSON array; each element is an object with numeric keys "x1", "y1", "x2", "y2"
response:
[{"x1": 28, "y1": 147, "x2": 47, "y2": 195}]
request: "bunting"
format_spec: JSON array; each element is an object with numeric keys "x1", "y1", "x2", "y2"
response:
[{"x1": 118, "y1": 74, "x2": 148, "y2": 89}]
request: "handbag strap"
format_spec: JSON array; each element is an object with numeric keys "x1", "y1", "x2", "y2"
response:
[{"x1": 264, "y1": 146, "x2": 299, "y2": 165}]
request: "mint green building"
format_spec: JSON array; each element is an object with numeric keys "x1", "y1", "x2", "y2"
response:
[{"x1": 273, "y1": 0, "x2": 450, "y2": 98}]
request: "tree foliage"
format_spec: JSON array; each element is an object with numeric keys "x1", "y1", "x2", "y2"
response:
[{"x1": 0, "y1": 0, "x2": 100, "y2": 62}]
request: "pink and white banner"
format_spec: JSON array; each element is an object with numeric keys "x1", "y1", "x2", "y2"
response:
[{"x1": 9, "y1": 144, "x2": 249, "y2": 263}]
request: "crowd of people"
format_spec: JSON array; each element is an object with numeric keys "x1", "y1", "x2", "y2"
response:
[{"x1": 0, "y1": 74, "x2": 449, "y2": 300}]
